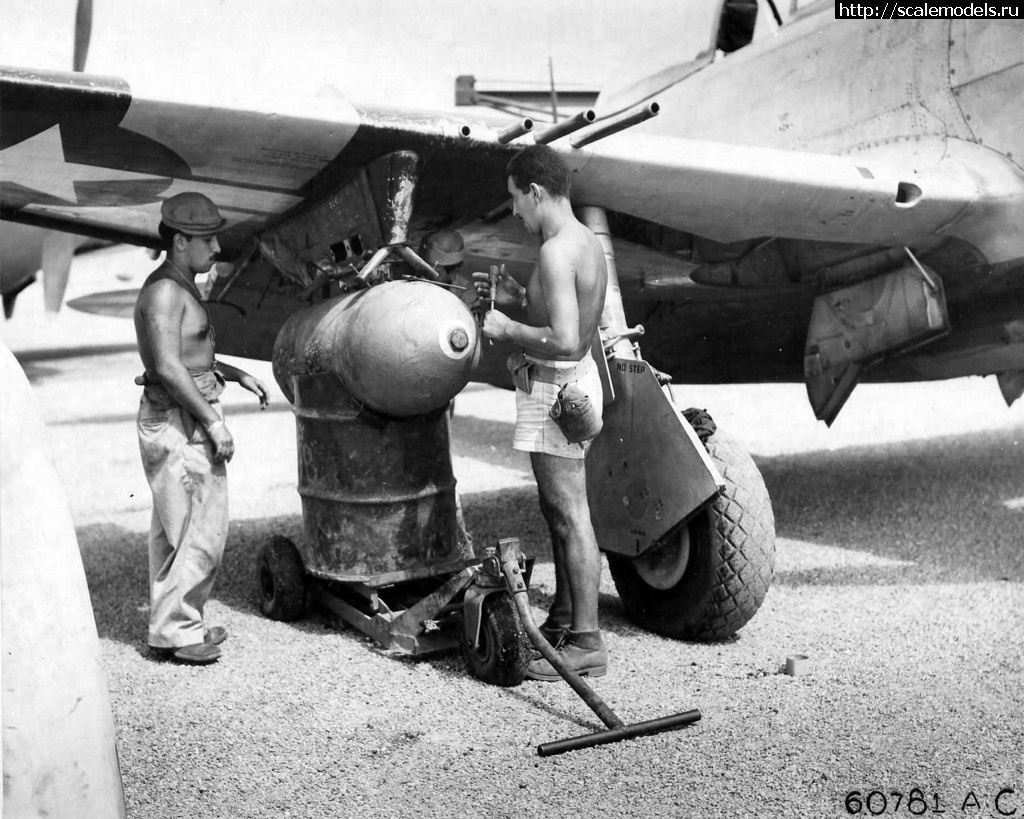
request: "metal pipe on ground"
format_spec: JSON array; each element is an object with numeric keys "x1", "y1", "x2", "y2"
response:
[{"x1": 496, "y1": 539, "x2": 701, "y2": 756}]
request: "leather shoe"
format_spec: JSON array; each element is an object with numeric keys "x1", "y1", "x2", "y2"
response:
[
  {"x1": 150, "y1": 642, "x2": 222, "y2": 665},
  {"x1": 527, "y1": 629, "x2": 607, "y2": 682}
]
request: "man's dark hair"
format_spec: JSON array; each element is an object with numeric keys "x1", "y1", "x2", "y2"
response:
[
  {"x1": 505, "y1": 144, "x2": 571, "y2": 199},
  {"x1": 157, "y1": 222, "x2": 179, "y2": 250}
]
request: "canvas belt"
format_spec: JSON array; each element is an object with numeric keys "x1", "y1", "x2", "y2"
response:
[
  {"x1": 137, "y1": 367, "x2": 225, "y2": 410},
  {"x1": 528, "y1": 359, "x2": 589, "y2": 387}
]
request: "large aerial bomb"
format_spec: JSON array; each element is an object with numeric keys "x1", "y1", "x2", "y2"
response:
[{"x1": 273, "y1": 279, "x2": 481, "y2": 417}]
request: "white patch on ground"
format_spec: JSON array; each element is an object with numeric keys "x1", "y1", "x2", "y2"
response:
[
  {"x1": 452, "y1": 455, "x2": 533, "y2": 492},
  {"x1": 1003, "y1": 496, "x2": 1024, "y2": 510},
  {"x1": 774, "y1": 537, "x2": 916, "y2": 572}
]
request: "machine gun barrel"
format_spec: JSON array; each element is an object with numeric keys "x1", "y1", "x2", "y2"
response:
[
  {"x1": 534, "y1": 109, "x2": 596, "y2": 144},
  {"x1": 570, "y1": 102, "x2": 660, "y2": 148},
  {"x1": 497, "y1": 118, "x2": 534, "y2": 144}
]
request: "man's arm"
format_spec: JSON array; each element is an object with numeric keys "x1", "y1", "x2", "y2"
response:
[
  {"x1": 482, "y1": 243, "x2": 581, "y2": 358},
  {"x1": 216, "y1": 361, "x2": 269, "y2": 409}
]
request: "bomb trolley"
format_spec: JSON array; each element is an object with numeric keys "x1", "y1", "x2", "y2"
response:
[{"x1": 255, "y1": 365, "x2": 532, "y2": 683}]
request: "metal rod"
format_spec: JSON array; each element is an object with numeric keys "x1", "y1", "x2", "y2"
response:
[
  {"x1": 355, "y1": 245, "x2": 392, "y2": 283},
  {"x1": 570, "y1": 102, "x2": 660, "y2": 149},
  {"x1": 548, "y1": 56, "x2": 559, "y2": 124},
  {"x1": 487, "y1": 266, "x2": 498, "y2": 346},
  {"x1": 396, "y1": 245, "x2": 439, "y2": 280},
  {"x1": 579, "y1": 205, "x2": 636, "y2": 363},
  {"x1": 210, "y1": 244, "x2": 258, "y2": 303},
  {"x1": 497, "y1": 118, "x2": 534, "y2": 144},
  {"x1": 903, "y1": 246, "x2": 938, "y2": 292},
  {"x1": 535, "y1": 109, "x2": 596, "y2": 144},
  {"x1": 537, "y1": 711, "x2": 702, "y2": 757},
  {"x1": 499, "y1": 553, "x2": 624, "y2": 731},
  {"x1": 471, "y1": 93, "x2": 563, "y2": 118},
  {"x1": 498, "y1": 541, "x2": 701, "y2": 757}
]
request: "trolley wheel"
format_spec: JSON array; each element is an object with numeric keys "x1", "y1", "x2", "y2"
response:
[
  {"x1": 463, "y1": 592, "x2": 530, "y2": 687},
  {"x1": 257, "y1": 535, "x2": 307, "y2": 621},
  {"x1": 608, "y1": 429, "x2": 775, "y2": 642}
]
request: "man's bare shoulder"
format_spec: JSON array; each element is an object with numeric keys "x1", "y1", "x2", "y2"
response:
[
  {"x1": 136, "y1": 269, "x2": 186, "y2": 316},
  {"x1": 539, "y1": 223, "x2": 601, "y2": 268}
]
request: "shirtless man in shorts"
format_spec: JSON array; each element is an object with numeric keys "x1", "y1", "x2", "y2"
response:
[{"x1": 474, "y1": 144, "x2": 609, "y2": 680}]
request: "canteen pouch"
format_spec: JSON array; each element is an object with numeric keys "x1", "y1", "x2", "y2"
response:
[{"x1": 549, "y1": 382, "x2": 603, "y2": 444}]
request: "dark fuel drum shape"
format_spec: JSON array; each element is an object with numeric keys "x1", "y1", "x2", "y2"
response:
[{"x1": 273, "y1": 280, "x2": 481, "y2": 417}]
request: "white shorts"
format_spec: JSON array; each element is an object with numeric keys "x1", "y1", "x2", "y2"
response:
[{"x1": 512, "y1": 354, "x2": 603, "y2": 460}]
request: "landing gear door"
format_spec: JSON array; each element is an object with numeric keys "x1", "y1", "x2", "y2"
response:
[{"x1": 587, "y1": 357, "x2": 723, "y2": 559}]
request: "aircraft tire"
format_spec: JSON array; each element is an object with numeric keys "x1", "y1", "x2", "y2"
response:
[
  {"x1": 607, "y1": 430, "x2": 775, "y2": 641},
  {"x1": 463, "y1": 591, "x2": 530, "y2": 687},
  {"x1": 257, "y1": 535, "x2": 308, "y2": 622}
]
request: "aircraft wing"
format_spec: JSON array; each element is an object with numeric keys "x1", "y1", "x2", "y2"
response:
[
  {"x1": 4, "y1": 65, "x2": 1018, "y2": 270},
  {"x1": 565, "y1": 130, "x2": 1023, "y2": 265},
  {"x1": 0, "y1": 66, "x2": 517, "y2": 267}
]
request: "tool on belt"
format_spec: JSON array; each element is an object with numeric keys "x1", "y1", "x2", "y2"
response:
[
  {"x1": 495, "y1": 538, "x2": 701, "y2": 756},
  {"x1": 489, "y1": 266, "x2": 501, "y2": 348}
]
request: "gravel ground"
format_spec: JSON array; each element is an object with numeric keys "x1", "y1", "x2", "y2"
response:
[{"x1": 4, "y1": 245, "x2": 1023, "y2": 818}]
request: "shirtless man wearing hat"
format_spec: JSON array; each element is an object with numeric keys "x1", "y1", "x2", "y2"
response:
[{"x1": 134, "y1": 192, "x2": 268, "y2": 665}]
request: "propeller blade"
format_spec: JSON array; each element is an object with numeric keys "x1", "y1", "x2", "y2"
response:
[
  {"x1": 73, "y1": 0, "x2": 93, "y2": 72},
  {"x1": 41, "y1": 231, "x2": 76, "y2": 315}
]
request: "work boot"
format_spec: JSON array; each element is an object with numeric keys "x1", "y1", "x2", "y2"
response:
[
  {"x1": 526, "y1": 629, "x2": 607, "y2": 682},
  {"x1": 149, "y1": 642, "x2": 222, "y2": 665}
]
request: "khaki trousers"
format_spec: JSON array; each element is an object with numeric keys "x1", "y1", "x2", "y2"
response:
[{"x1": 137, "y1": 396, "x2": 227, "y2": 648}]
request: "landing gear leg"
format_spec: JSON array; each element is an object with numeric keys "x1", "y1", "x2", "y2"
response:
[{"x1": 577, "y1": 206, "x2": 776, "y2": 642}]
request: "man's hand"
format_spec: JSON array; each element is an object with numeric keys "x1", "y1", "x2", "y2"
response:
[
  {"x1": 471, "y1": 264, "x2": 524, "y2": 309},
  {"x1": 206, "y1": 421, "x2": 235, "y2": 463},
  {"x1": 239, "y1": 374, "x2": 269, "y2": 409},
  {"x1": 481, "y1": 309, "x2": 513, "y2": 342}
]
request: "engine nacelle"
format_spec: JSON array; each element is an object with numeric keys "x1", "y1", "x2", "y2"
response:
[{"x1": 273, "y1": 280, "x2": 481, "y2": 417}]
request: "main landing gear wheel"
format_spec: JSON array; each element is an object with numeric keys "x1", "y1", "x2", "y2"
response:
[
  {"x1": 257, "y1": 535, "x2": 307, "y2": 622},
  {"x1": 608, "y1": 430, "x2": 775, "y2": 641},
  {"x1": 463, "y1": 592, "x2": 530, "y2": 687}
]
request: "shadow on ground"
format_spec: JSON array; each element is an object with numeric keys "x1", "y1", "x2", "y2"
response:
[
  {"x1": 757, "y1": 428, "x2": 1024, "y2": 585},
  {"x1": 75, "y1": 482, "x2": 636, "y2": 664},
  {"x1": 76, "y1": 426, "x2": 1022, "y2": 660}
]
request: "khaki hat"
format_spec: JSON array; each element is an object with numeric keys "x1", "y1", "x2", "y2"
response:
[
  {"x1": 421, "y1": 229, "x2": 464, "y2": 267},
  {"x1": 160, "y1": 192, "x2": 227, "y2": 237}
]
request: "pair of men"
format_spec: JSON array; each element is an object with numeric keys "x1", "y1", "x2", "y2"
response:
[{"x1": 136, "y1": 145, "x2": 607, "y2": 678}]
